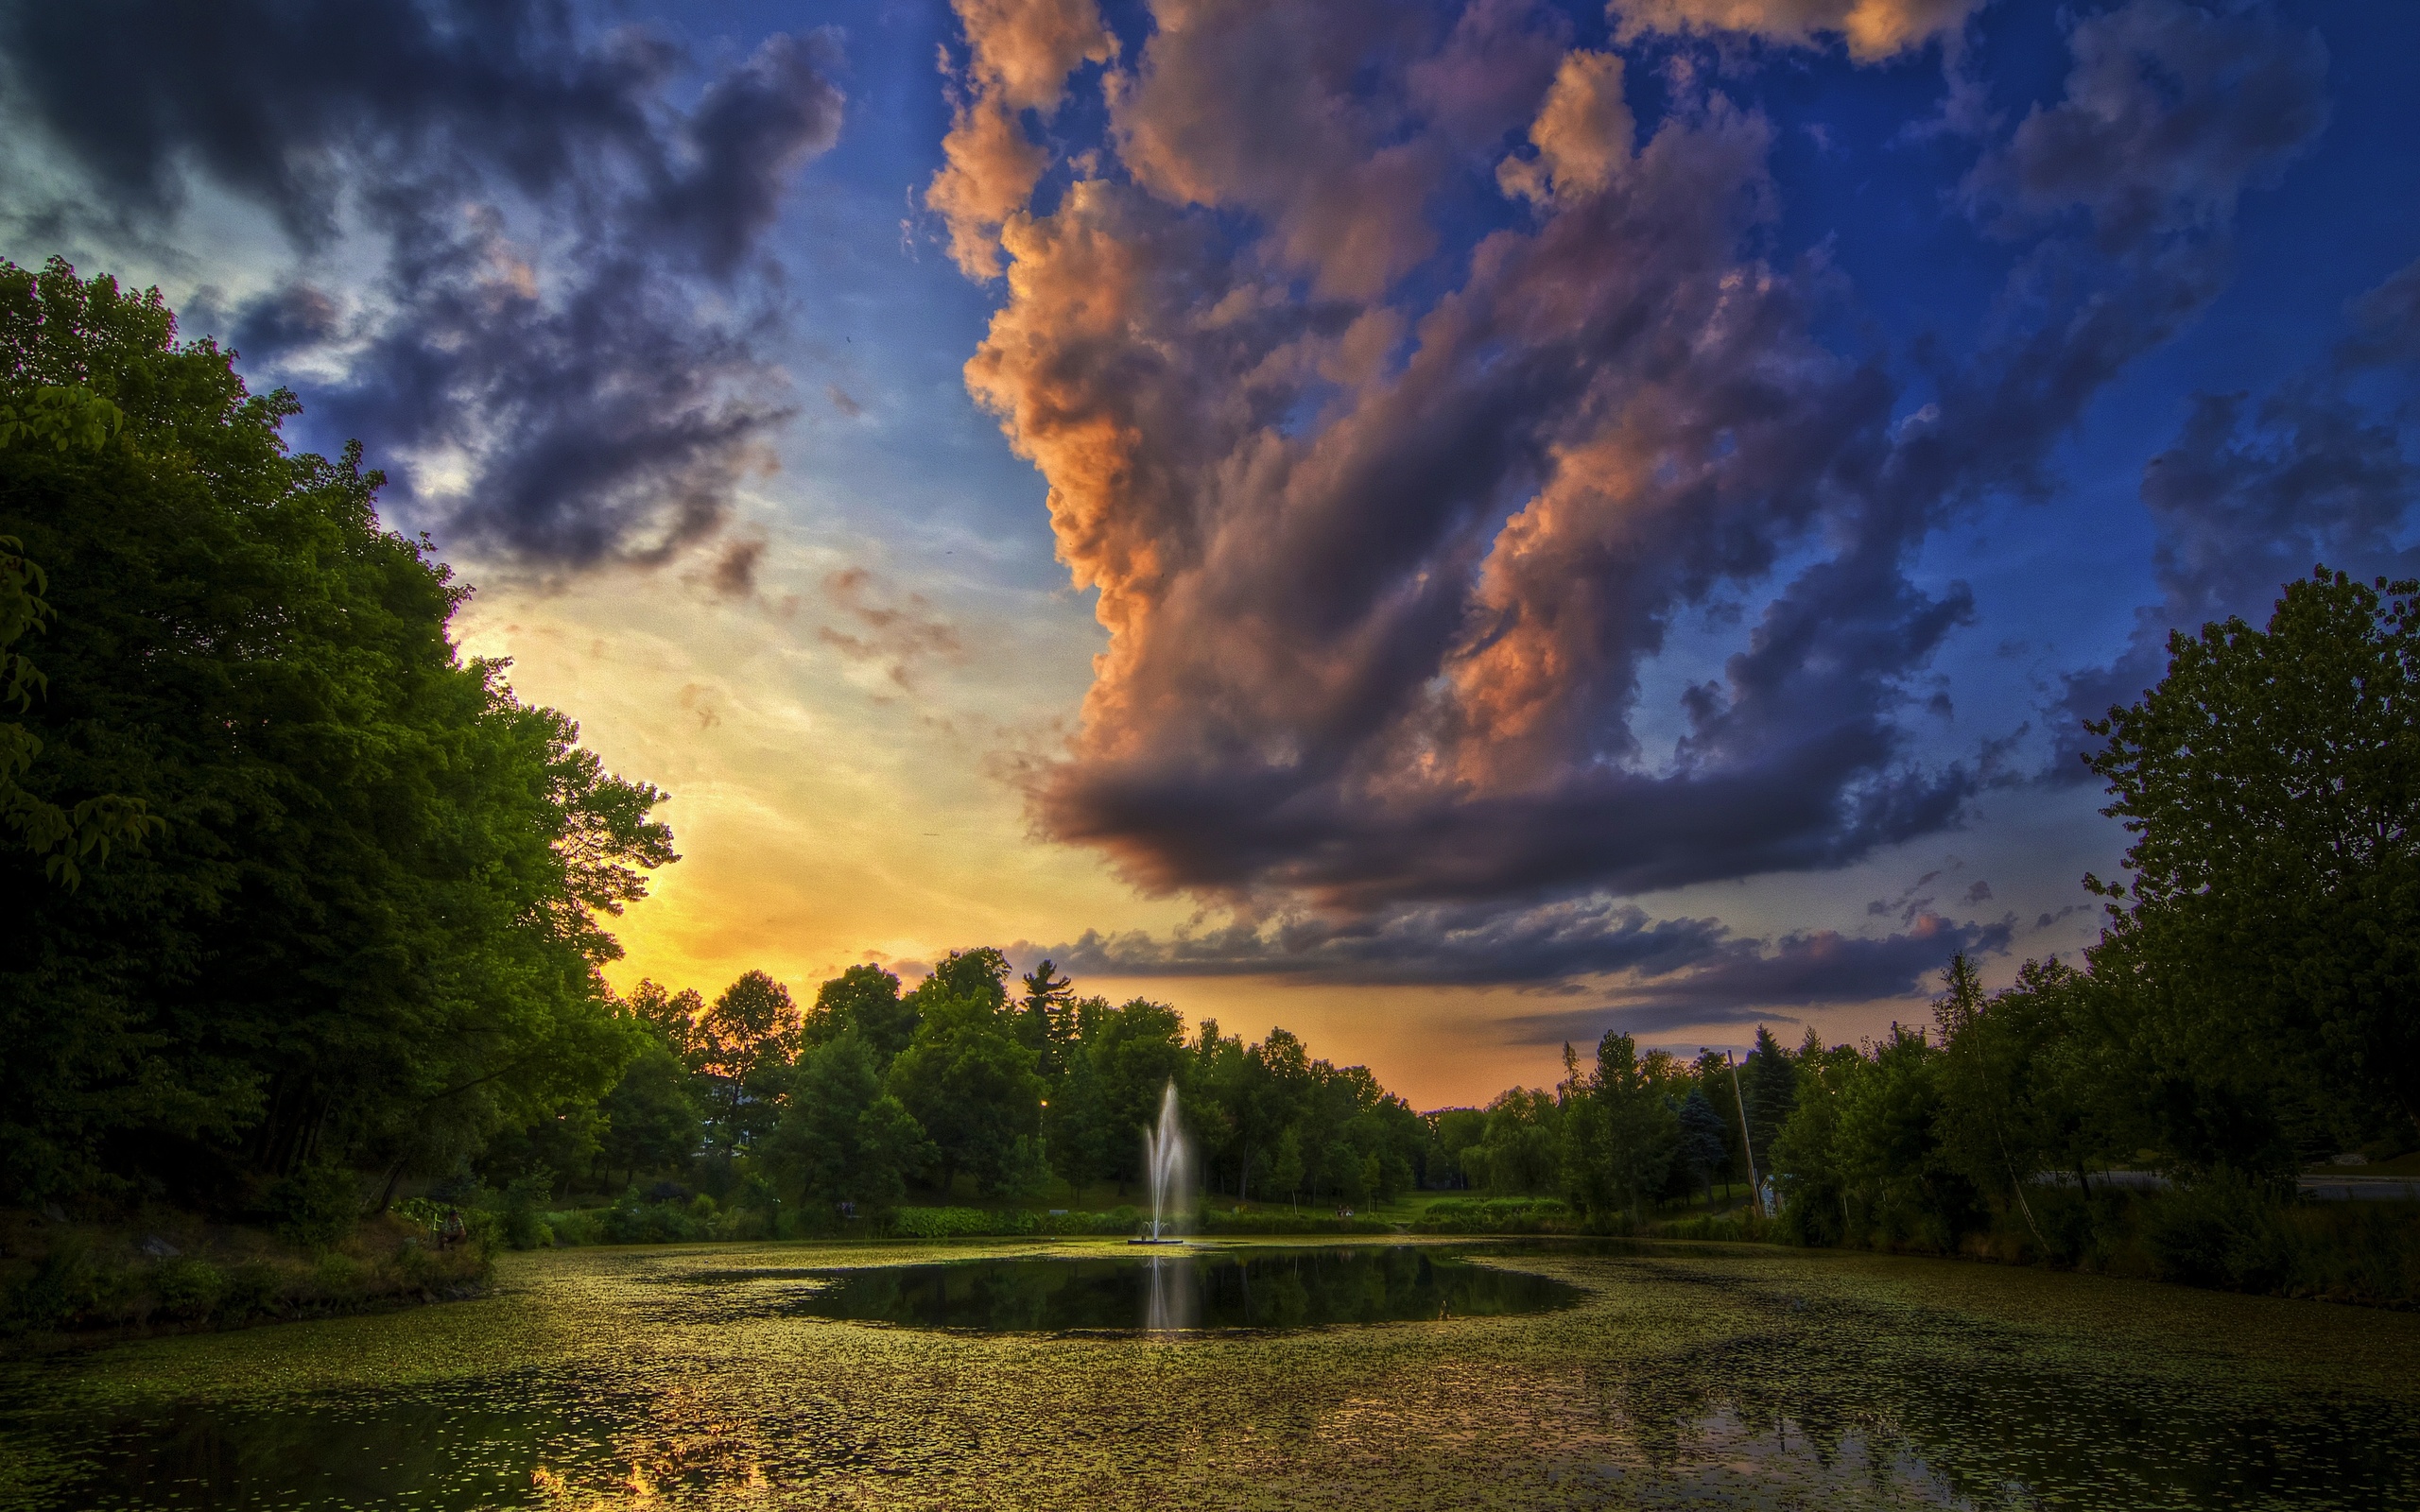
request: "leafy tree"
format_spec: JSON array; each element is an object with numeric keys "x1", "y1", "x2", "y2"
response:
[
  {"x1": 1676, "y1": 1090, "x2": 1729, "y2": 1198},
  {"x1": 762, "y1": 1032, "x2": 934, "y2": 1220},
  {"x1": 1087, "y1": 997, "x2": 1191, "y2": 1188},
  {"x1": 626, "y1": 979, "x2": 707, "y2": 1067},
  {"x1": 1269, "y1": 1126, "x2": 1305, "y2": 1204},
  {"x1": 1560, "y1": 1033, "x2": 1680, "y2": 1222},
  {"x1": 804, "y1": 964, "x2": 914, "y2": 1064},
  {"x1": 914, "y1": 947, "x2": 1011, "y2": 1011},
  {"x1": 0, "y1": 260, "x2": 673, "y2": 1206},
  {"x1": 2085, "y1": 568, "x2": 2420, "y2": 1162},
  {"x1": 596, "y1": 1042, "x2": 703, "y2": 1189},
  {"x1": 886, "y1": 986, "x2": 1044, "y2": 1193},
  {"x1": 697, "y1": 971, "x2": 800, "y2": 1149},
  {"x1": 1466, "y1": 1088, "x2": 1563, "y2": 1194}
]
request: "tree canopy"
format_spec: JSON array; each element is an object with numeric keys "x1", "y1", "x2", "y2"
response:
[{"x1": 0, "y1": 259, "x2": 675, "y2": 1207}]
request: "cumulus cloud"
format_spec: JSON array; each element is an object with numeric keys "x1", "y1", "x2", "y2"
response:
[
  {"x1": 1495, "y1": 49, "x2": 1633, "y2": 205},
  {"x1": 0, "y1": 0, "x2": 842, "y2": 568},
  {"x1": 1966, "y1": 0, "x2": 2327, "y2": 256},
  {"x1": 1612, "y1": 0, "x2": 1986, "y2": 62},
  {"x1": 925, "y1": 0, "x2": 1117, "y2": 278},
  {"x1": 941, "y1": 0, "x2": 2320, "y2": 930}
]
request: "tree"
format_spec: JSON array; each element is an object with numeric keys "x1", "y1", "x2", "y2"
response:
[
  {"x1": 2085, "y1": 568, "x2": 2420, "y2": 1161},
  {"x1": 1087, "y1": 998, "x2": 1191, "y2": 1189},
  {"x1": 596, "y1": 1043, "x2": 703, "y2": 1189},
  {"x1": 1561, "y1": 1034, "x2": 1679, "y2": 1222},
  {"x1": 805, "y1": 964, "x2": 914, "y2": 1065},
  {"x1": 1676, "y1": 1091, "x2": 1729, "y2": 1199},
  {"x1": 1017, "y1": 958, "x2": 1076, "y2": 1074},
  {"x1": 762, "y1": 1032, "x2": 934, "y2": 1220},
  {"x1": 1743, "y1": 1023, "x2": 1800, "y2": 1157},
  {"x1": 0, "y1": 260, "x2": 673, "y2": 1207},
  {"x1": 885, "y1": 988, "x2": 1044, "y2": 1193},
  {"x1": 696, "y1": 971, "x2": 801, "y2": 1149},
  {"x1": 626, "y1": 979, "x2": 707, "y2": 1067}
]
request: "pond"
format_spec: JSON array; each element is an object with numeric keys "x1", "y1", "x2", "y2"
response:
[
  {"x1": 6, "y1": 1237, "x2": 2419, "y2": 1510},
  {"x1": 784, "y1": 1245, "x2": 1583, "y2": 1332}
]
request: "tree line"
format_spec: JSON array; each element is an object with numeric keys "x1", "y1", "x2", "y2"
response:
[
  {"x1": 9, "y1": 261, "x2": 2410, "y2": 1282},
  {"x1": 1418, "y1": 568, "x2": 2420, "y2": 1284}
]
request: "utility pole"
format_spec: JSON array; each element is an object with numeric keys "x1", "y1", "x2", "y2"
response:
[{"x1": 1726, "y1": 1051, "x2": 1762, "y2": 1219}]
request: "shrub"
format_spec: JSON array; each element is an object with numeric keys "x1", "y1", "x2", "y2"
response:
[
  {"x1": 890, "y1": 1207, "x2": 1036, "y2": 1240},
  {"x1": 599, "y1": 1193, "x2": 709, "y2": 1244},
  {"x1": 217, "y1": 1263, "x2": 281, "y2": 1322},
  {"x1": 1410, "y1": 1198, "x2": 1574, "y2": 1234},
  {"x1": 2143, "y1": 1170, "x2": 2294, "y2": 1292},
  {"x1": 266, "y1": 1164, "x2": 363, "y2": 1251},
  {"x1": 149, "y1": 1258, "x2": 225, "y2": 1319},
  {"x1": 500, "y1": 1172, "x2": 557, "y2": 1251}
]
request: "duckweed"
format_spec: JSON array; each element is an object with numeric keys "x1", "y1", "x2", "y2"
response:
[{"x1": 3, "y1": 1237, "x2": 2414, "y2": 1509}]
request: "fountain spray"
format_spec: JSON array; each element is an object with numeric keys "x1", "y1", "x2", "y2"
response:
[{"x1": 1133, "y1": 1079, "x2": 1190, "y2": 1245}]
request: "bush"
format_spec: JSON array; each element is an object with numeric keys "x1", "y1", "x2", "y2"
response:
[
  {"x1": 149, "y1": 1258, "x2": 225, "y2": 1319},
  {"x1": 544, "y1": 1209, "x2": 605, "y2": 1246},
  {"x1": 890, "y1": 1206, "x2": 1036, "y2": 1240},
  {"x1": 500, "y1": 1172, "x2": 556, "y2": 1251},
  {"x1": 1196, "y1": 1207, "x2": 1392, "y2": 1236},
  {"x1": 266, "y1": 1164, "x2": 363, "y2": 1251},
  {"x1": 596, "y1": 1191, "x2": 715, "y2": 1244},
  {"x1": 1410, "y1": 1198, "x2": 1575, "y2": 1234},
  {"x1": 2143, "y1": 1170, "x2": 2295, "y2": 1292}
]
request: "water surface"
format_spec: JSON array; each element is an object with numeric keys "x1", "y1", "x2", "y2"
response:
[
  {"x1": 6, "y1": 1237, "x2": 2417, "y2": 1510},
  {"x1": 786, "y1": 1245, "x2": 1582, "y2": 1332}
]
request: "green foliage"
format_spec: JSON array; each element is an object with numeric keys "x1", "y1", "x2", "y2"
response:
[
  {"x1": 1409, "y1": 1198, "x2": 1575, "y2": 1234},
  {"x1": 266, "y1": 1163, "x2": 363, "y2": 1251},
  {"x1": 886, "y1": 988, "x2": 1046, "y2": 1193},
  {"x1": 0, "y1": 259, "x2": 674, "y2": 1208},
  {"x1": 2084, "y1": 568, "x2": 2420, "y2": 1165},
  {"x1": 760, "y1": 1032, "x2": 936, "y2": 1220},
  {"x1": 596, "y1": 1042, "x2": 702, "y2": 1184},
  {"x1": 500, "y1": 1171, "x2": 556, "y2": 1250}
]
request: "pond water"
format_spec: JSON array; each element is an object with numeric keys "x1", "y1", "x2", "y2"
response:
[
  {"x1": 785, "y1": 1246, "x2": 1582, "y2": 1332},
  {"x1": 6, "y1": 1237, "x2": 2419, "y2": 1510}
]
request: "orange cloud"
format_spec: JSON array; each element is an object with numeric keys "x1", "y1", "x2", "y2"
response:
[
  {"x1": 1496, "y1": 48, "x2": 1633, "y2": 205},
  {"x1": 1611, "y1": 0, "x2": 1985, "y2": 60},
  {"x1": 926, "y1": 0, "x2": 1118, "y2": 278}
]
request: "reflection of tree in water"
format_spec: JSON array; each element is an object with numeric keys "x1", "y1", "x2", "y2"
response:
[{"x1": 792, "y1": 1248, "x2": 1581, "y2": 1332}]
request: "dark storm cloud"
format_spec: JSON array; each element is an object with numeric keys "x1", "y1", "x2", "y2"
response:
[
  {"x1": 1025, "y1": 897, "x2": 1731, "y2": 987},
  {"x1": 0, "y1": 0, "x2": 843, "y2": 568},
  {"x1": 940, "y1": 0, "x2": 2326, "y2": 924},
  {"x1": 1498, "y1": 910, "x2": 2013, "y2": 1044}
]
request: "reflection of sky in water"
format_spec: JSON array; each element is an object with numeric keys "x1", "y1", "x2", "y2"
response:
[{"x1": 6, "y1": 1241, "x2": 2417, "y2": 1510}]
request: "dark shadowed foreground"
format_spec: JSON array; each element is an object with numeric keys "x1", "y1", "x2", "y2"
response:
[{"x1": 6, "y1": 1237, "x2": 2417, "y2": 1510}]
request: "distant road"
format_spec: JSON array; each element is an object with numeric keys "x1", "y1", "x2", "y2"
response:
[{"x1": 2032, "y1": 1170, "x2": 2420, "y2": 1202}]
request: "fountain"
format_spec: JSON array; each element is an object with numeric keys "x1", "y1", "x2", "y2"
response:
[{"x1": 1129, "y1": 1079, "x2": 1190, "y2": 1245}]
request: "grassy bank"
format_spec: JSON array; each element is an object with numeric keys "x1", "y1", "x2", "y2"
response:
[{"x1": 0, "y1": 1206, "x2": 492, "y2": 1347}]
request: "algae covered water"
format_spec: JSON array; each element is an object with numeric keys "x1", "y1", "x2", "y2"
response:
[{"x1": 5, "y1": 1237, "x2": 2417, "y2": 1509}]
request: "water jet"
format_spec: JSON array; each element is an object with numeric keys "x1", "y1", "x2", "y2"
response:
[{"x1": 1128, "y1": 1079, "x2": 1190, "y2": 1245}]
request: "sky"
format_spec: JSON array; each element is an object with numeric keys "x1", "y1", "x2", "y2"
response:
[{"x1": 3, "y1": 0, "x2": 2414, "y2": 1108}]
